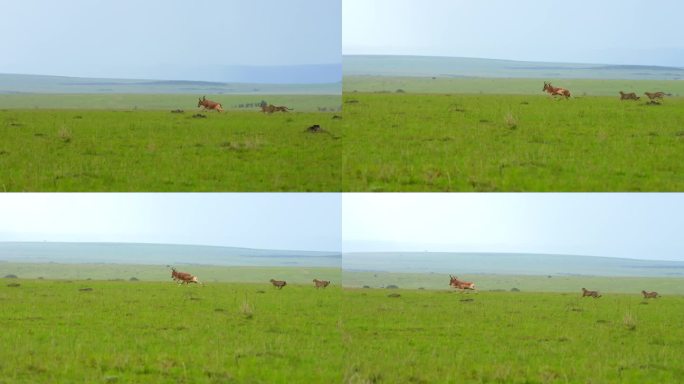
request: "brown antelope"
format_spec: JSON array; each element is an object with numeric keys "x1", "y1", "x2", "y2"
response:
[
  {"x1": 270, "y1": 279, "x2": 287, "y2": 289},
  {"x1": 260, "y1": 104, "x2": 275, "y2": 113},
  {"x1": 642, "y1": 290, "x2": 659, "y2": 299},
  {"x1": 273, "y1": 105, "x2": 292, "y2": 112},
  {"x1": 619, "y1": 91, "x2": 640, "y2": 100},
  {"x1": 313, "y1": 279, "x2": 330, "y2": 289},
  {"x1": 170, "y1": 267, "x2": 201, "y2": 285},
  {"x1": 644, "y1": 92, "x2": 666, "y2": 101},
  {"x1": 449, "y1": 275, "x2": 475, "y2": 291},
  {"x1": 197, "y1": 96, "x2": 224, "y2": 112},
  {"x1": 260, "y1": 104, "x2": 292, "y2": 114},
  {"x1": 543, "y1": 82, "x2": 571, "y2": 99},
  {"x1": 581, "y1": 288, "x2": 601, "y2": 298}
]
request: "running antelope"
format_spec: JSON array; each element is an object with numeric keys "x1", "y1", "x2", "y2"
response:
[
  {"x1": 270, "y1": 279, "x2": 287, "y2": 289},
  {"x1": 260, "y1": 104, "x2": 292, "y2": 114},
  {"x1": 543, "y1": 82, "x2": 571, "y2": 99},
  {"x1": 581, "y1": 288, "x2": 601, "y2": 298},
  {"x1": 619, "y1": 91, "x2": 640, "y2": 100},
  {"x1": 197, "y1": 96, "x2": 224, "y2": 112},
  {"x1": 170, "y1": 267, "x2": 201, "y2": 285},
  {"x1": 642, "y1": 290, "x2": 659, "y2": 299},
  {"x1": 313, "y1": 279, "x2": 330, "y2": 289},
  {"x1": 644, "y1": 92, "x2": 666, "y2": 102},
  {"x1": 449, "y1": 275, "x2": 476, "y2": 291}
]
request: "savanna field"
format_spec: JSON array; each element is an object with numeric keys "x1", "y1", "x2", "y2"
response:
[
  {"x1": 0, "y1": 279, "x2": 342, "y2": 384},
  {"x1": 342, "y1": 92, "x2": 684, "y2": 191},
  {"x1": 0, "y1": 95, "x2": 342, "y2": 192},
  {"x1": 1, "y1": 266, "x2": 683, "y2": 383},
  {"x1": 341, "y1": 288, "x2": 684, "y2": 383}
]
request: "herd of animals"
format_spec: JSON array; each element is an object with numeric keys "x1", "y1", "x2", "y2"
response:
[
  {"x1": 169, "y1": 269, "x2": 660, "y2": 299},
  {"x1": 169, "y1": 267, "x2": 331, "y2": 289},
  {"x1": 198, "y1": 83, "x2": 672, "y2": 116},
  {"x1": 450, "y1": 275, "x2": 661, "y2": 299},
  {"x1": 197, "y1": 96, "x2": 292, "y2": 114},
  {"x1": 543, "y1": 82, "x2": 671, "y2": 102}
]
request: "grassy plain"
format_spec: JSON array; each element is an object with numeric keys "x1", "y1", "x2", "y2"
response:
[
  {"x1": 341, "y1": 288, "x2": 684, "y2": 383},
  {"x1": 0, "y1": 278, "x2": 341, "y2": 383},
  {"x1": 342, "y1": 92, "x2": 684, "y2": 191},
  {"x1": 342, "y1": 271, "x2": 684, "y2": 294},
  {"x1": 343, "y1": 76, "x2": 684, "y2": 96},
  {"x1": 0, "y1": 94, "x2": 340, "y2": 111},
  {"x1": 0, "y1": 107, "x2": 341, "y2": 191}
]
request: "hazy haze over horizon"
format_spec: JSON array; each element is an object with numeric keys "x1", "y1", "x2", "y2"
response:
[
  {"x1": 343, "y1": 0, "x2": 684, "y2": 67},
  {"x1": 343, "y1": 194, "x2": 684, "y2": 261},
  {"x1": 1, "y1": 0, "x2": 341, "y2": 83},
  {"x1": 0, "y1": 194, "x2": 341, "y2": 252}
]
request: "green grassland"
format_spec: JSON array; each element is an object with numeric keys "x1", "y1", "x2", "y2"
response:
[
  {"x1": 0, "y1": 107, "x2": 342, "y2": 191},
  {"x1": 0, "y1": 263, "x2": 341, "y2": 285},
  {"x1": 0, "y1": 279, "x2": 341, "y2": 383},
  {"x1": 0, "y1": 94, "x2": 341, "y2": 111},
  {"x1": 341, "y1": 288, "x2": 684, "y2": 383},
  {"x1": 344, "y1": 76, "x2": 684, "y2": 96},
  {"x1": 342, "y1": 92, "x2": 684, "y2": 191},
  {"x1": 343, "y1": 271, "x2": 684, "y2": 295}
]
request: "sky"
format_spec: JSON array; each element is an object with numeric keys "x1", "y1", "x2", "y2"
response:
[
  {"x1": 0, "y1": 0, "x2": 341, "y2": 81},
  {"x1": 343, "y1": 0, "x2": 684, "y2": 67},
  {"x1": 0, "y1": 194, "x2": 341, "y2": 252},
  {"x1": 343, "y1": 193, "x2": 684, "y2": 261}
]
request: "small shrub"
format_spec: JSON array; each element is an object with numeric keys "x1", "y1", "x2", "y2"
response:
[
  {"x1": 4, "y1": 274, "x2": 17, "y2": 279},
  {"x1": 623, "y1": 312, "x2": 637, "y2": 331},
  {"x1": 504, "y1": 112, "x2": 518, "y2": 129},
  {"x1": 241, "y1": 300, "x2": 254, "y2": 319},
  {"x1": 129, "y1": 277, "x2": 139, "y2": 281},
  {"x1": 362, "y1": 285, "x2": 370, "y2": 289},
  {"x1": 58, "y1": 126, "x2": 72, "y2": 143},
  {"x1": 386, "y1": 285, "x2": 399, "y2": 289},
  {"x1": 510, "y1": 287, "x2": 520, "y2": 292}
]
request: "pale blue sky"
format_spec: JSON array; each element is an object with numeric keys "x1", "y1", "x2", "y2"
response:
[
  {"x1": 343, "y1": 194, "x2": 684, "y2": 261},
  {"x1": 0, "y1": 0, "x2": 341, "y2": 80},
  {"x1": 343, "y1": 0, "x2": 684, "y2": 67},
  {"x1": 0, "y1": 194, "x2": 341, "y2": 252}
]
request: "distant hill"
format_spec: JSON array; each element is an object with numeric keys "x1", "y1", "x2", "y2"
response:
[
  {"x1": 344, "y1": 55, "x2": 684, "y2": 80},
  {"x1": 0, "y1": 242, "x2": 340, "y2": 268},
  {"x1": 0, "y1": 73, "x2": 341, "y2": 95},
  {"x1": 344, "y1": 252, "x2": 684, "y2": 277}
]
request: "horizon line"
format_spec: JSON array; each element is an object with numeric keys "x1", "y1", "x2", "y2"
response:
[
  {"x1": 0, "y1": 240, "x2": 340, "y2": 255},
  {"x1": 342, "y1": 53, "x2": 684, "y2": 70},
  {"x1": 342, "y1": 250, "x2": 684, "y2": 263}
]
